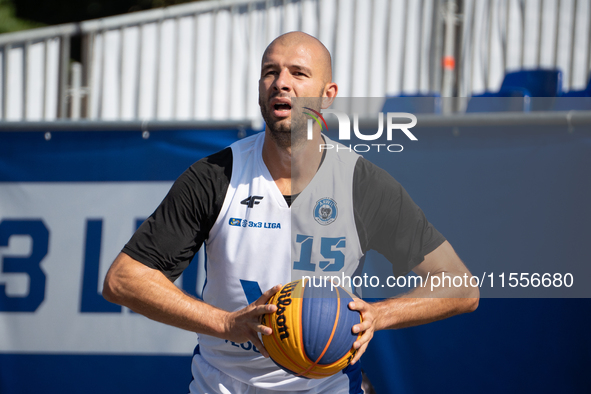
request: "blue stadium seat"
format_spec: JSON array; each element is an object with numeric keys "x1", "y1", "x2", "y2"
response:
[
  {"x1": 466, "y1": 88, "x2": 531, "y2": 113},
  {"x1": 382, "y1": 93, "x2": 442, "y2": 114},
  {"x1": 500, "y1": 69, "x2": 563, "y2": 97},
  {"x1": 464, "y1": 70, "x2": 563, "y2": 113}
]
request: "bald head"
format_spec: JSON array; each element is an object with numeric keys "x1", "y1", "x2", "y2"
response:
[
  {"x1": 258, "y1": 31, "x2": 338, "y2": 148},
  {"x1": 262, "y1": 31, "x2": 333, "y2": 84}
]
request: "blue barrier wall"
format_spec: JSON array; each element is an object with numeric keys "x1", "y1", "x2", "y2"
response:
[
  {"x1": 355, "y1": 123, "x2": 591, "y2": 393},
  {"x1": 1, "y1": 125, "x2": 590, "y2": 393}
]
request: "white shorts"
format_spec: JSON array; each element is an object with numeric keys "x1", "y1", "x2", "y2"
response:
[{"x1": 188, "y1": 353, "x2": 363, "y2": 394}]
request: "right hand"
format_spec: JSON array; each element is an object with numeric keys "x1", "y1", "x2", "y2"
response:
[{"x1": 222, "y1": 284, "x2": 281, "y2": 358}]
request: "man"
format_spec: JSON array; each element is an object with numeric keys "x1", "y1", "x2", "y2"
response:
[{"x1": 103, "y1": 31, "x2": 479, "y2": 393}]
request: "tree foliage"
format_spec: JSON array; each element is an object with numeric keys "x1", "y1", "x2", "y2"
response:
[{"x1": 0, "y1": 0, "x2": 44, "y2": 34}]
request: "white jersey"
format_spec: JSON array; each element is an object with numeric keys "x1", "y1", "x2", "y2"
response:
[
  {"x1": 125, "y1": 129, "x2": 445, "y2": 392},
  {"x1": 197, "y1": 132, "x2": 363, "y2": 391}
]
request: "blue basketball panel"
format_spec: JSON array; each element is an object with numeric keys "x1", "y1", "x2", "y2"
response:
[
  {"x1": 318, "y1": 288, "x2": 359, "y2": 365},
  {"x1": 301, "y1": 285, "x2": 339, "y2": 362},
  {"x1": 301, "y1": 285, "x2": 359, "y2": 365}
]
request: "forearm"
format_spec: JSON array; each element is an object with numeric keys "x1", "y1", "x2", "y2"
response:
[
  {"x1": 373, "y1": 273, "x2": 479, "y2": 331},
  {"x1": 348, "y1": 242, "x2": 479, "y2": 364},
  {"x1": 103, "y1": 253, "x2": 229, "y2": 338}
]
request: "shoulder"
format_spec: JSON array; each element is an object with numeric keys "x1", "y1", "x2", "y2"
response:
[
  {"x1": 187, "y1": 147, "x2": 233, "y2": 179},
  {"x1": 180, "y1": 147, "x2": 233, "y2": 188},
  {"x1": 228, "y1": 132, "x2": 263, "y2": 155},
  {"x1": 353, "y1": 157, "x2": 403, "y2": 200},
  {"x1": 165, "y1": 147, "x2": 233, "y2": 210}
]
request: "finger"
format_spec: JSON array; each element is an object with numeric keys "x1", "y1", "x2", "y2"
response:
[
  {"x1": 353, "y1": 329, "x2": 374, "y2": 351},
  {"x1": 254, "y1": 284, "x2": 283, "y2": 306},
  {"x1": 348, "y1": 300, "x2": 368, "y2": 312},
  {"x1": 350, "y1": 342, "x2": 368, "y2": 365},
  {"x1": 252, "y1": 303, "x2": 277, "y2": 317},
  {"x1": 250, "y1": 334, "x2": 270, "y2": 358},
  {"x1": 254, "y1": 322, "x2": 273, "y2": 336},
  {"x1": 352, "y1": 319, "x2": 372, "y2": 335}
]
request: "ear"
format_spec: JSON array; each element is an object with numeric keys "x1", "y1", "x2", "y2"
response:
[
  {"x1": 321, "y1": 82, "x2": 338, "y2": 109},
  {"x1": 258, "y1": 78, "x2": 264, "y2": 108}
]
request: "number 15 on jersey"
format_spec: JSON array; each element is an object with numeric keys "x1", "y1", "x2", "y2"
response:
[{"x1": 293, "y1": 234, "x2": 346, "y2": 272}]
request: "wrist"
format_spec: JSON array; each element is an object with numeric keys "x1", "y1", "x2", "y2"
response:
[
  {"x1": 216, "y1": 309, "x2": 233, "y2": 339},
  {"x1": 371, "y1": 299, "x2": 398, "y2": 331},
  {"x1": 194, "y1": 303, "x2": 232, "y2": 339}
]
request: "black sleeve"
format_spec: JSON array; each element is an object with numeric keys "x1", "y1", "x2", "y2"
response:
[
  {"x1": 353, "y1": 157, "x2": 446, "y2": 277},
  {"x1": 122, "y1": 148, "x2": 232, "y2": 281}
]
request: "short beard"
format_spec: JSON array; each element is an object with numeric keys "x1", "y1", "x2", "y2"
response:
[
  {"x1": 261, "y1": 105, "x2": 292, "y2": 149},
  {"x1": 260, "y1": 93, "x2": 324, "y2": 150},
  {"x1": 291, "y1": 96, "x2": 323, "y2": 149}
]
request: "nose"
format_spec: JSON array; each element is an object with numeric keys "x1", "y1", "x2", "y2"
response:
[{"x1": 273, "y1": 69, "x2": 292, "y2": 92}]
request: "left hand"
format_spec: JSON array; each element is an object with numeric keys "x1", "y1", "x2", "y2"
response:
[{"x1": 348, "y1": 298, "x2": 379, "y2": 365}]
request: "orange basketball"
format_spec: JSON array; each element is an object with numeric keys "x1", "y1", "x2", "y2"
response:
[{"x1": 261, "y1": 279, "x2": 362, "y2": 379}]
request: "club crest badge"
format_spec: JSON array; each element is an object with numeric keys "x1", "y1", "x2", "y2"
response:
[{"x1": 314, "y1": 198, "x2": 338, "y2": 225}]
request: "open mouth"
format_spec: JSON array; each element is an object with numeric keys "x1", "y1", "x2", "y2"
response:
[{"x1": 274, "y1": 103, "x2": 292, "y2": 111}]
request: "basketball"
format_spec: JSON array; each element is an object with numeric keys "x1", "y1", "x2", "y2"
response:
[{"x1": 261, "y1": 279, "x2": 362, "y2": 379}]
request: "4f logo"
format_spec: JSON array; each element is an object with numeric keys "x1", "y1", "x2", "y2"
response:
[{"x1": 241, "y1": 196, "x2": 264, "y2": 208}]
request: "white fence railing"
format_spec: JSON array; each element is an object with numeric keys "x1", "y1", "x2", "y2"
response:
[
  {"x1": 79, "y1": 0, "x2": 444, "y2": 122},
  {"x1": 0, "y1": 0, "x2": 589, "y2": 121},
  {"x1": 0, "y1": 0, "x2": 445, "y2": 121},
  {"x1": 0, "y1": 24, "x2": 76, "y2": 121}
]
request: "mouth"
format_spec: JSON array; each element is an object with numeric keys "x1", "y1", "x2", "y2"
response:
[{"x1": 271, "y1": 100, "x2": 292, "y2": 118}]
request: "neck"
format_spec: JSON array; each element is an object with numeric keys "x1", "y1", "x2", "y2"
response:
[{"x1": 262, "y1": 129, "x2": 324, "y2": 196}]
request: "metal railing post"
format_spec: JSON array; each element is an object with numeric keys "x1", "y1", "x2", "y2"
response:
[
  {"x1": 442, "y1": 0, "x2": 458, "y2": 112},
  {"x1": 70, "y1": 62, "x2": 82, "y2": 120},
  {"x1": 58, "y1": 34, "x2": 71, "y2": 118},
  {"x1": 431, "y1": 0, "x2": 444, "y2": 94},
  {"x1": 1, "y1": 45, "x2": 10, "y2": 120}
]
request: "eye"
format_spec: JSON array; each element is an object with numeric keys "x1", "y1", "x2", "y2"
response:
[{"x1": 293, "y1": 70, "x2": 309, "y2": 77}]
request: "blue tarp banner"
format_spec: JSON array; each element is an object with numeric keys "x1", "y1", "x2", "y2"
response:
[
  {"x1": 0, "y1": 125, "x2": 590, "y2": 393},
  {"x1": 0, "y1": 129, "x2": 246, "y2": 393}
]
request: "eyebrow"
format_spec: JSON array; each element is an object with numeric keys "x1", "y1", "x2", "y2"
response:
[
  {"x1": 261, "y1": 63, "x2": 312, "y2": 75},
  {"x1": 291, "y1": 64, "x2": 312, "y2": 74}
]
